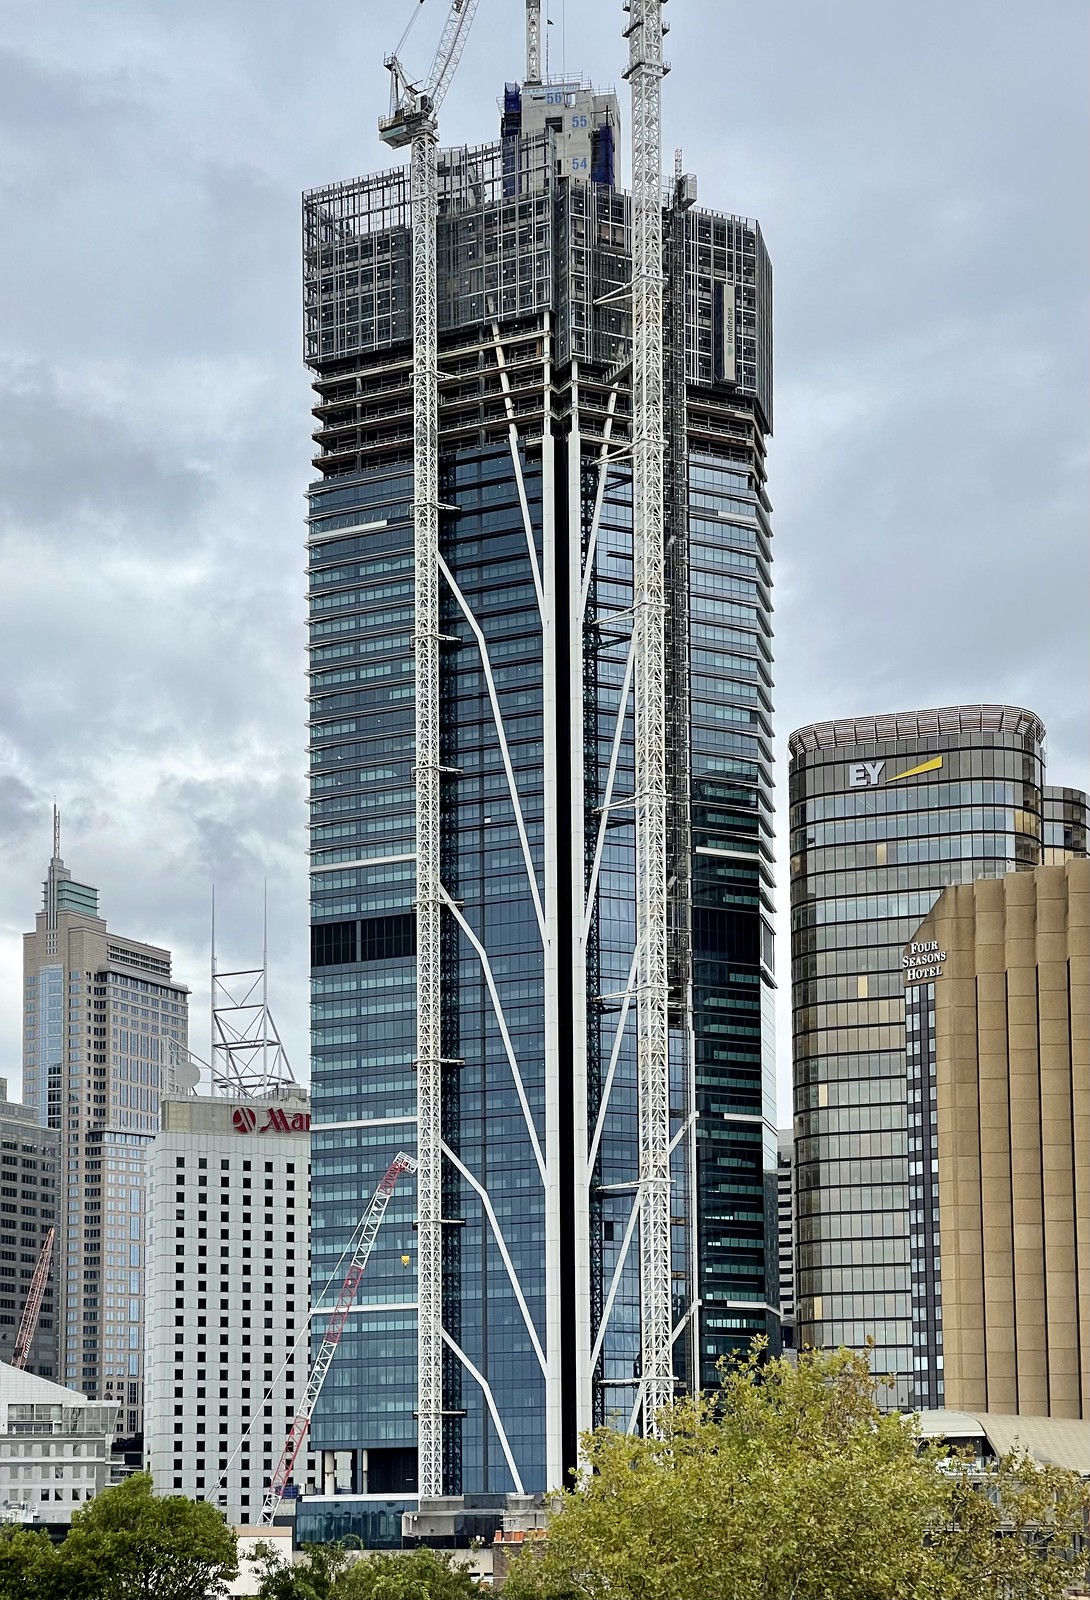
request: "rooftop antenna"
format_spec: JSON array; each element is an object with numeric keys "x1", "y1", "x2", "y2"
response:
[
  {"x1": 209, "y1": 890, "x2": 297, "y2": 1099},
  {"x1": 210, "y1": 884, "x2": 217, "y2": 1090},
  {"x1": 262, "y1": 880, "x2": 269, "y2": 1086},
  {"x1": 45, "y1": 803, "x2": 62, "y2": 946}
]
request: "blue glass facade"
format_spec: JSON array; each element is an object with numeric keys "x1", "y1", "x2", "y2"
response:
[{"x1": 304, "y1": 83, "x2": 775, "y2": 1505}]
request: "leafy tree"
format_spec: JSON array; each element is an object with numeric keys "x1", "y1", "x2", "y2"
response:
[
  {"x1": 51, "y1": 1472, "x2": 238, "y2": 1600},
  {"x1": 932, "y1": 1446, "x2": 1090, "y2": 1600},
  {"x1": 253, "y1": 1543, "x2": 480, "y2": 1600},
  {"x1": 0, "y1": 1526, "x2": 58, "y2": 1600},
  {"x1": 251, "y1": 1539, "x2": 353, "y2": 1600},
  {"x1": 504, "y1": 1344, "x2": 1090, "y2": 1600},
  {"x1": 337, "y1": 1546, "x2": 480, "y2": 1599}
]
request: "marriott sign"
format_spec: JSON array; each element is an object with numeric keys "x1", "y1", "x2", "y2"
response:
[{"x1": 230, "y1": 1105, "x2": 311, "y2": 1136}]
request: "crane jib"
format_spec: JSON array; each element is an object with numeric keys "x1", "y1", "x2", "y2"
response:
[{"x1": 259, "y1": 1153, "x2": 417, "y2": 1523}]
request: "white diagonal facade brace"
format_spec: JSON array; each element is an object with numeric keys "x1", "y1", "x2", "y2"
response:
[
  {"x1": 626, "y1": 0, "x2": 673, "y2": 1433},
  {"x1": 442, "y1": 1142, "x2": 547, "y2": 1375},
  {"x1": 411, "y1": 122, "x2": 444, "y2": 1500},
  {"x1": 437, "y1": 554, "x2": 546, "y2": 941},
  {"x1": 439, "y1": 889, "x2": 547, "y2": 1182},
  {"x1": 440, "y1": 1330, "x2": 525, "y2": 1493}
]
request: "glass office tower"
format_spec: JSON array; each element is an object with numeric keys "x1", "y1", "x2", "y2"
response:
[
  {"x1": 302, "y1": 75, "x2": 776, "y2": 1516},
  {"x1": 788, "y1": 703, "x2": 1076, "y2": 1408}
]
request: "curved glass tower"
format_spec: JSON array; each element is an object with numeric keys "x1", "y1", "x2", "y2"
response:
[{"x1": 789, "y1": 704, "x2": 1050, "y2": 1407}]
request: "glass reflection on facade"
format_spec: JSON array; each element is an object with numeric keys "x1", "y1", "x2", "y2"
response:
[
  {"x1": 789, "y1": 705, "x2": 1051, "y2": 1408},
  {"x1": 304, "y1": 76, "x2": 776, "y2": 1502}
]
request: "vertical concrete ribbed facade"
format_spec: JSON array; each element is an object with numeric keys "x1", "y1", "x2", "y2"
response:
[{"x1": 905, "y1": 861, "x2": 1089, "y2": 1417}]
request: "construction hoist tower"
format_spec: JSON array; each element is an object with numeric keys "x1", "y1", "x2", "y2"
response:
[
  {"x1": 379, "y1": 0, "x2": 481, "y2": 1500},
  {"x1": 625, "y1": 0, "x2": 674, "y2": 1433}
]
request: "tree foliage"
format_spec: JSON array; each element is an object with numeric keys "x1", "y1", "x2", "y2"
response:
[
  {"x1": 503, "y1": 1345, "x2": 1090, "y2": 1600},
  {"x1": 0, "y1": 1527, "x2": 57, "y2": 1600},
  {"x1": 252, "y1": 1542, "x2": 480, "y2": 1600},
  {"x1": 0, "y1": 1473, "x2": 238, "y2": 1600}
]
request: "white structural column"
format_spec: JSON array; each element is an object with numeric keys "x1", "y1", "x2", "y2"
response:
[
  {"x1": 539, "y1": 310, "x2": 565, "y2": 1488},
  {"x1": 411, "y1": 121, "x2": 444, "y2": 1499},
  {"x1": 626, "y1": 0, "x2": 673, "y2": 1431},
  {"x1": 568, "y1": 362, "x2": 593, "y2": 1441}
]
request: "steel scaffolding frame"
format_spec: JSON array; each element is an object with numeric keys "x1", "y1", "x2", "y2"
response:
[{"x1": 625, "y1": 0, "x2": 674, "y2": 1431}]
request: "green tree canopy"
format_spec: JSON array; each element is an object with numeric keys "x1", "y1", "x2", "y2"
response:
[
  {"x1": 0, "y1": 1526, "x2": 58, "y2": 1600},
  {"x1": 52, "y1": 1472, "x2": 238, "y2": 1600},
  {"x1": 503, "y1": 1345, "x2": 1090, "y2": 1600},
  {"x1": 253, "y1": 1543, "x2": 480, "y2": 1600}
]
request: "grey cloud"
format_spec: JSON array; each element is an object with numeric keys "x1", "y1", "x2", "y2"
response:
[
  {"x1": 0, "y1": 360, "x2": 210, "y2": 541},
  {"x1": 0, "y1": 776, "x2": 40, "y2": 853},
  {"x1": 0, "y1": 0, "x2": 1085, "y2": 1111}
]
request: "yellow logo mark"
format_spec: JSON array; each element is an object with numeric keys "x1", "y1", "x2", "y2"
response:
[{"x1": 889, "y1": 755, "x2": 943, "y2": 782}]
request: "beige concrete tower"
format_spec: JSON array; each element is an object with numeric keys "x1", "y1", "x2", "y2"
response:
[
  {"x1": 904, "y1": 860, "x2": 1089, "y2": 1418},
  {"x1": 22, "y1": 813, "x2": 189, "y2": 1438}
]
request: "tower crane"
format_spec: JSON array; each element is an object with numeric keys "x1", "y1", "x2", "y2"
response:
[
  {"x1": 259, "y1": 1154, "x2": 417, "y2": 1525},
  {"x1": 378, "y1": 0, "x2": 480, "y2": 1501},
  {"x1": 11, "y1": 1228, "x2": 55, "y2": 1371},
  {"x1": 625, "y1": 0, "x2": 674, "y2": 1433}
]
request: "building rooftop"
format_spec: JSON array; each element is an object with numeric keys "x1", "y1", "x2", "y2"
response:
[
  {"x1": 916, "y1": 1411, "x2": 1090, "y2": 1476},
  {"x1": 788, "y1": 704, "x2": 1046, "y2": 757}
]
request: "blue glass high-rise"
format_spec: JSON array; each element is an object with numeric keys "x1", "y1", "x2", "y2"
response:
[{"x1": 301, "y1": 77, "x2": 775, "y2": 1530}]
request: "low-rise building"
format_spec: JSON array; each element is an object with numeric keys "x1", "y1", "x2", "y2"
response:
[{"x1": 0, "y1": 1361, "x2": 118, "y2": 1523}]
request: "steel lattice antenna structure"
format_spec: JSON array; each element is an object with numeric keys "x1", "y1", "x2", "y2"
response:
[
  {"x1": 209, "y1": 887, "x2": 298, "y2": 1098},
  {"x1": 626, "y1": 0, "x2": 675, "y2": 1433},
  {"x1": 379, "y1": 0, "x2": 481, "y2": 1500}
]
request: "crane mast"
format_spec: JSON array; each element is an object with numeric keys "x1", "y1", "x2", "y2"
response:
[
  {"x1": 625, "y1": 0, "x2": 674, "y2": 1432},
  {"x1": 260, "y1": 1154, "x2": 417, "y2": 1524},
  {"x1": 379, "y1": 0, "x2": 479, "y2": 1500},
  {"x1": 525, "y1": 0, "x2": 541, "y2": 83},
  {"x1": 11, "y1": 1228, "x2": 54, "y2": 1371}
]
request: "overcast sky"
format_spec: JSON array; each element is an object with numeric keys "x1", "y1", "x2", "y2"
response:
[{"x1": 1, "y1": 0, "x2": 1086, "y2": 1118}]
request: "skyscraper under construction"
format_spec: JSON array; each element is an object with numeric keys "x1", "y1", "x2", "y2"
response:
[{"x1": 302, "y1": 6, "x2": 775, "y2": 1521}]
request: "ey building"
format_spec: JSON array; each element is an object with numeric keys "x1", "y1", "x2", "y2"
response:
[
  {"x1": 144, "y1": 1086, "x2": 311, "y2": 1524},
  {"x1": 302, "y1": 47, "x2": 776, "y2": 1514},
  {"x1": 905, "y1": 860, "x2": 1089, "y2": 1416},
  {"x1": 21, "y1": 820, "x2": 189, "y2": 1436},
  {"x1": 789, "y1": 704, "x2": 1087, "y2": 1407}
]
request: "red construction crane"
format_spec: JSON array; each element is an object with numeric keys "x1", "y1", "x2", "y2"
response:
[
  {"x1": 12, "y1": 1227, "x2": 55, "y2": 1370},
  {"x1": 259, "y1": 1152, "x2": 417, "y2": 1524}
]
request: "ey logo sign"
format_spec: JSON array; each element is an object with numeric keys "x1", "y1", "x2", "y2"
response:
[{"x1": 848, "y1": 755, "x2": 943, "y2": 788}]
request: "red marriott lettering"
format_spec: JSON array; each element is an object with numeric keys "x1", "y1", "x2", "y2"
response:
[{"x1": 231, "y1": 1106, "x2": 310, "y2": 1135}]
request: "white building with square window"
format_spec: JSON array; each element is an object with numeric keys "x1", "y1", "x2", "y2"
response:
[
  {"x1": 144, "y1": 1089, "x2": 311, "y2": 1525},
  {"x1": 0, "y1": 1361, "x2": 118, "y2": 1524}
]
